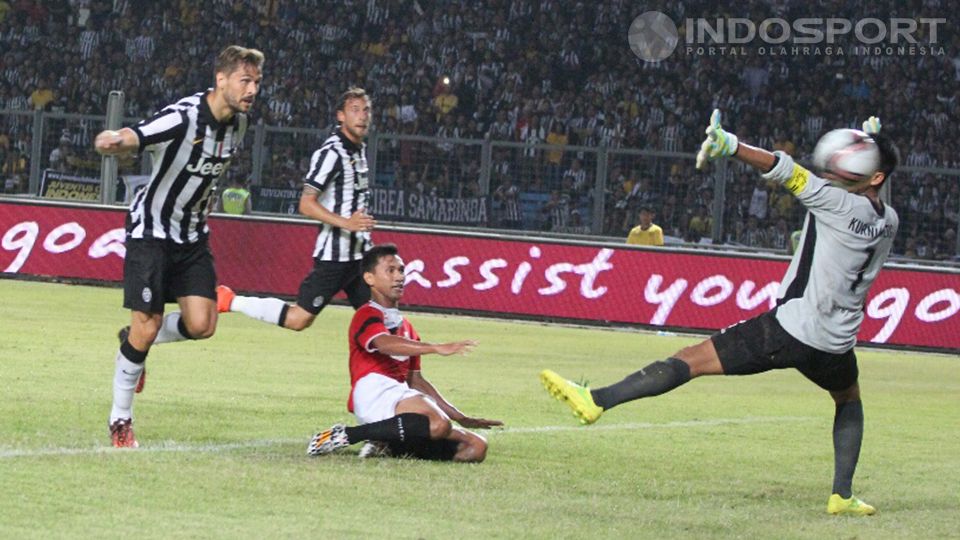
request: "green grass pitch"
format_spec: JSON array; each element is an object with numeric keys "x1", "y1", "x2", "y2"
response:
[{"x1": 1, "y1": 279, "x2": 958, "y2": 539}]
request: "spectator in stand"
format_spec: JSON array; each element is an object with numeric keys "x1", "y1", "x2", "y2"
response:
[
  {"x1": 544, "y1": 121, "x2": 568, "y2": 183},
  {"x1": 493, "y1": 176, "x2": 522, "y2": 229},
  {"x1": 626, "y1": 206, "x2": 664, "y2": 247},
  {"x1": 433, "y1": 77, "x2": 458, "y2": 120},
  {"x1": 562, "y1": 158, "x2": 588, "y2": 194},
  {"x1": 560, "y1": 209, "x2": 590, "y2": 235},
  {"x1": 768, "y1": 218, "x2": 791, "y2": 252},
  {"x1": 687, "y1": 204, "x2": 713, "y2": 242},
  {"x1": 48, "y1": 133, "x2": 74, "y2": 171},
  {"x1": 541, "y1": 189, "x2": 570, "y2": 232},
  {"x1": 748, "y1": 179, "x2": 769, "y2": 221},
  {"x1": 739, "y1": 216, "x2": 768, "y2": 248},
  {"x1": 29, "y1": 78, "x2": 54, "y2": 110}
]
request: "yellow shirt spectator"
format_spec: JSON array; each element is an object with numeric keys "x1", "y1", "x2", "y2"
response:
[
  {"x1": 545, "y1": 129, "x2": 568, "y2": 165},
  {"x1": 626, "y1": 208, "x2": 664, "y2": 246},
  {"x1": 433, "y1": 93, "x2": 458, "y2": 117},
  {"x1": 30, "y1": 88, "x2": 55, "y2": 110},
  {"x1": 627, "y1": 224, "x2": 664, "y2": 246}
]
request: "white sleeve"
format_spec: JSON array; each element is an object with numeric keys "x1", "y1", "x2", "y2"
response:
[{"x1": 760, "y1": 151, "x2": 859, "y2": 230}]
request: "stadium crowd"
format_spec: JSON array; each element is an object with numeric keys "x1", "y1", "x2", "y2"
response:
[{"x1": 0, "y1": 0, "x2": 956, "y2": 259}]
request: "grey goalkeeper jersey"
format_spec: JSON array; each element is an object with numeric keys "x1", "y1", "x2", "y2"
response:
[{"x1": 762, "y1": 152, "x2": 898, "y2": 353}]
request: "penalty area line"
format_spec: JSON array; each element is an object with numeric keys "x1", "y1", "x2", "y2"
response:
[{"x1": 0, "y1": 416, "x2": 813, "y2": 459}]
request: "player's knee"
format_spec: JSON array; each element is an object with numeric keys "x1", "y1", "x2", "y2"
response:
[
  {"x1": 673, "y1": 342, "x2": 719, "y2": 378},
  {"x1": 429, "y1": 416, "x2": 452, "y2": 440},
  {"x1": 184, "y1": 318, "x2": 216, "y2": 339},
  {"x1": 130, "y1": 322, "x2": 161, "y2": 347},
  {"x1": 287, "y1": 317, "x2": 314, "y2": 331},
  {"x1": 468, "y1": 435, "x2": 488, "y2": 463},
  {"x1": 284, "y1": 309, "x2": 314, "y2": 331},
  {"x1": 830, "y1": 383, "x2": 860, "y2": 404},
  {"x1": 455, "y1": 433, "x2": 488, "y2": 463}
]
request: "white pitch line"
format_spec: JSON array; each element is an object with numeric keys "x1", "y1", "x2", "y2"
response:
[
  {"x1": 0, "y1": 438, "x2": 303, "y2": 459},
  {"x1": 491, "y1": 415, "x2": 814, "y2": 434},
  {"x1": 0, "y1": 416, "x2": 814, "y2": 459}
]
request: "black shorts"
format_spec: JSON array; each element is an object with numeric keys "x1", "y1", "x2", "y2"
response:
[
  {"x1": 295, "y1": 259, "x2": 370, "y2": 315},
  {"x1": 710, "y1": 309, "x2": 859, "y2": 392},
  {"x1": 123, "y1": 237, "x2": 217, "y2": 314},
  {"x1": 387, "y1": 438, "x2": 460, "y2": 461}
]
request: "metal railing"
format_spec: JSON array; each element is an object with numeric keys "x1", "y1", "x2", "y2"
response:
[{"x1": 2, "y1": 109, "x2": 958, "y2": 263}]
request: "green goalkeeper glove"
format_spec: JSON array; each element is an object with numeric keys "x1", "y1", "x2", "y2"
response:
[
  {"x1": 696, "y1": 109, "x2": 739, "y2": 170},
  {"x1": 862, "y1": 116, "x2": 881, "y2": 135}
]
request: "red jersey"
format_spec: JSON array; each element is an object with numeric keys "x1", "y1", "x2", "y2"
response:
[{"x1": 348, "y1": 303, "x2": 421, "y2": 412}]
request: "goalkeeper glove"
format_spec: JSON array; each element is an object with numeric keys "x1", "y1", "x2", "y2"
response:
[
  {"x1": 696, "y1": 109, "x2": 739, "y2": 170},
  {"x1": 862, "y1": 116, "x2": 881, "y2": 135}
]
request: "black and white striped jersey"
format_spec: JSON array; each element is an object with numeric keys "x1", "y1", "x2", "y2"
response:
[
  {"x1": 303, "y1": 130, "x2": 372, "y2": 261},
  {"x1": 127, "y1": 90, "x2": 247, "y2": 243}
]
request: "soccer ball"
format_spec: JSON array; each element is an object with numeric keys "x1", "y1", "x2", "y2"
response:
[{"x1": 811, "y1": 129, "x2": 881, "y2": 183}]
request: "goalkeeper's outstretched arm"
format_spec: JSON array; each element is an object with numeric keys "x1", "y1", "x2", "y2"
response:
[{"x1": 731, "y1": 142, "x2": 777, "y2": 173}]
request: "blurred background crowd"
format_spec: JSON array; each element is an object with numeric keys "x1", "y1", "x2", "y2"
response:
[{"x1": 0, "y1": 0, "x2": 956, "y2": 260}]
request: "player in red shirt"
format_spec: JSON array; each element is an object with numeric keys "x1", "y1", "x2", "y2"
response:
[{"x1": 308, "y1": 244, "x2": 502, "y2": 461}]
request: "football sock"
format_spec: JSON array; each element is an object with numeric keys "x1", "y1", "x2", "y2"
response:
[
  {"x1": 344, "y1": 413, "x2": 431, "y2": 444},
  {"x1": 832, "y1": 400, "x2": 864, "y2": 499},
  {"x1": 590, "y1": 357, "x2": 691, "y2": 410},
  {"x1": 230, "y1": 295, "x2": 288, "y2": 326},
  {"x1": 110, "y1": 340, "x2": 147, "y2": 422},
  {"x1": 153, "y1": 312, "x2": 192, "y2": 344}
]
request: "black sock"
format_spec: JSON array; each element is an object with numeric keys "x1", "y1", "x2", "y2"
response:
[
  {"x1": 120, "y1": 338, "x2": 148, "y2": 364},
  {"x1": 590, "y1": 357, "x2": 691, "y2": 410},
  {"x1": 832, "y1": 400, "x2": 863, "y2": 498},
  {"x1": 343, "y1": 413, "x2": 431, "y2": 444},
  {"x1": 176, "y1": 317, "x2": 194, "y2": 340}
]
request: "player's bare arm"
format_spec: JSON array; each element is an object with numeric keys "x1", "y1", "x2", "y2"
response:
[
  {"x1": 370, "y1": 334, "x2": 477, "y2": 357},
  {"x1": 407, "y1": 370, "x2": 503, "y2": 429},
  {"x1": 732, "y1": 142, "x2": 777, "y2": 173},
  {"x1": 94, "y1": 128, "x2": 139, "y2": 156},
  {"x1": 299, "y1": 186, "x2": 376, "y2": 232}
]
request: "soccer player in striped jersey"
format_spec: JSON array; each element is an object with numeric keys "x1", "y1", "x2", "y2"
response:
[
  {"x1": 540, "y1": 111, "x2": 899, "y2": 516},
  {"x1": 94, "y1": 45, "x2": 264, "y2": 448},
  {"x1": 217, "y1": 88, "x2": 376, "y2": 331}
]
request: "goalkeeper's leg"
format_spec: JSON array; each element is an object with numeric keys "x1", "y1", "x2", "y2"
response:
[{"x1": 588, "y1": 339, "x2": 718, "y2": 410}]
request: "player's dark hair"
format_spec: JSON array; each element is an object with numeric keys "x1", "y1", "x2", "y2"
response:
[
  {"x1": 362, "y1": 243, "x2": 399, "y2": 274},
  {"x1": 337, "y1": 87, "x2": 371, "y2": 111},
  {"x1": 872, "y1": 133, "x2": 899, "y2": 181},
  {"x1": 214, "y1": 45, "x2": 265, "y2": 76}
]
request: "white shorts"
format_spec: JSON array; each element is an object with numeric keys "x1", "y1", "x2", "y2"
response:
[{"x1": 353, "y1": 373, "x2": 429, "y2": 425}]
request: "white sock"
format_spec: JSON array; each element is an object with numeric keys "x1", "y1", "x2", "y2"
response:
[
  {"x1": 154, "y1": 312, "x2": 189, "y2": 344},
  {"x1": 110, "y1": 350, "x2": 144, "y2": 422},
  {"x1": 231, "y1": 296, "x2": 287, "y2": 325}
]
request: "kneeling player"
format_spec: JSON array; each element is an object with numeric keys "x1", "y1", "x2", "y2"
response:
[{"x1": 308, "y1": 244, "x2": 502, "y2": 462}]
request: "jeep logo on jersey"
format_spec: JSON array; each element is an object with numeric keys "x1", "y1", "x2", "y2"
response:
[
  {"x1": 185, "y1": 156, "x2": 227, "y2": 177},
  {"x1": 352, "y1": 156, "x2": 369, "y2": 190}
]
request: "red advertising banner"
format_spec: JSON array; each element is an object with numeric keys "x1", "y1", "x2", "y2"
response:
[{"x1": 2, "y1": 199, "x2": 958, "y2": 351}]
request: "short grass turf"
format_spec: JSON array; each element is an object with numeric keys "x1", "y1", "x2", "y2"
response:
[{"x1": 1, "y1": 279, "x2": 958, "y2": 539}]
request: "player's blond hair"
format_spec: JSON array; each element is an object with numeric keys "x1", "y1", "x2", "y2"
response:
[
  {"x1": 214, "y1": 45, "x2": 265, "y2": 76},
  {"x1": 336, "y1": 87, "x2": 371, "y2": 111}
]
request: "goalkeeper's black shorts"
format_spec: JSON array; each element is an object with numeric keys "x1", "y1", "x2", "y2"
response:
[{"x1": 711, "y1": 308, "x2": 859, "y2": 392}]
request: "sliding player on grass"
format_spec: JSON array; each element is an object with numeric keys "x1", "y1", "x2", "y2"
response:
[
  {"x1": 540, "y1": 111, "x2": 898, "y2": 516},
  {"x1": 308, "y1": 243, "x2": 502, "y2": 461}
]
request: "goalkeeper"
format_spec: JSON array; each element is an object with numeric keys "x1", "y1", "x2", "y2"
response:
[{"x1": 540, "y1": 110, "x2": 900, "y2": 516}]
